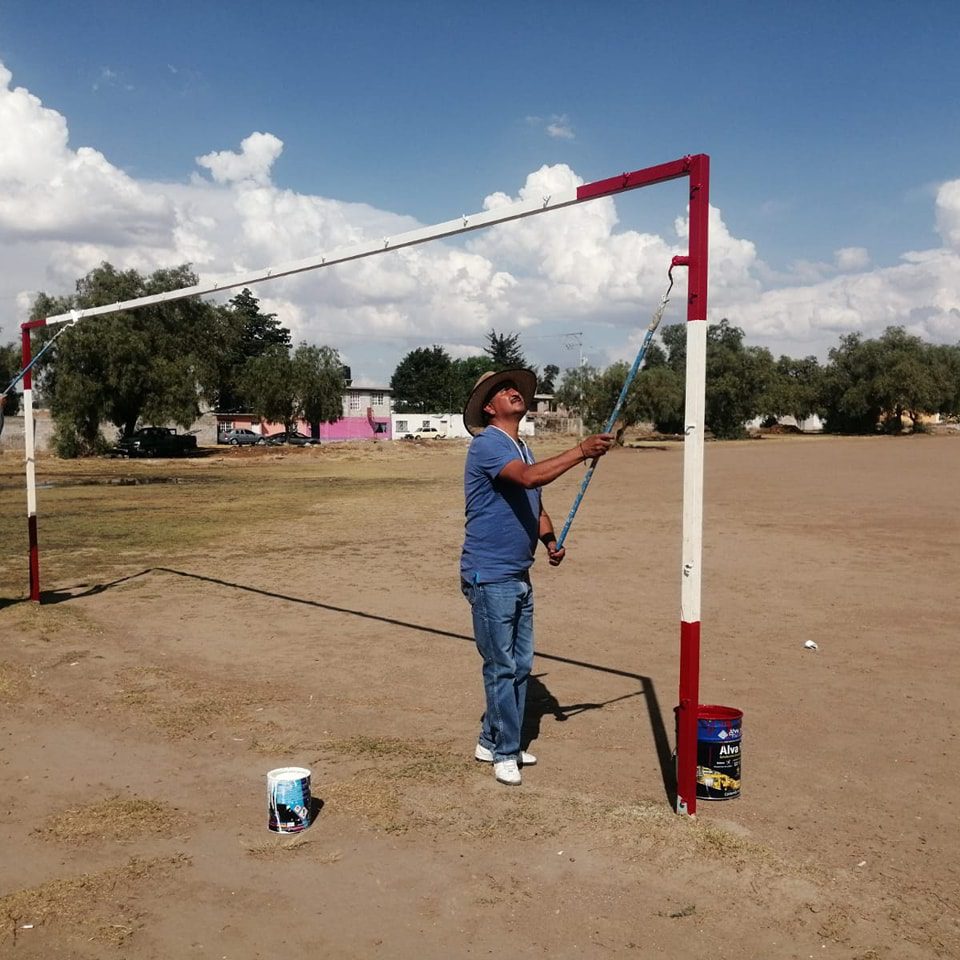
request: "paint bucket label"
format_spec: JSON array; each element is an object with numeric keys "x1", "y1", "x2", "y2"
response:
[
  {"x1": 695, "y1": 706, "x2": 742, "y2": 800},
  {"x1": 267, "y1": 767, "x2": 312, "y2": 833}
]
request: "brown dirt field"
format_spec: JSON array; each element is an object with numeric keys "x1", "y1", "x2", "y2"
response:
[{"x1": 0, "y1": 435, "x2": 958, "y2": 959}]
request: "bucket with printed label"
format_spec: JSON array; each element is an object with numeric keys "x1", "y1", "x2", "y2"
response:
[
  {"x1": 695, "y1": 705, "x2": 742, "y2": 800},
  {"x1": 267, "y1": 767, "x2": 312, "y2": 833}
]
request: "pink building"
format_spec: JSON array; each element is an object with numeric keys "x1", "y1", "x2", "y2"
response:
[{"x1": 216, "y1": 384, "x2": 393, "y2": 442}]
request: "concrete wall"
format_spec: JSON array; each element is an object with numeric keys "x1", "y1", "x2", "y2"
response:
[
  {"x1": 0, "y1": 413, "x2": 55, "y2": 453},
  {"x1": 0, "y1": 411, "x2": 218, "y2": 454}
]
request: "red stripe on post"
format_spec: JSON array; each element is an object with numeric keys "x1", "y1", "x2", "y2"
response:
[
  {"x1": 677, "y1": 619, "x2": 702, "y2": 816},
  {"x1": 20, "y1": 326, "x2": 33, "y2": 391},
  {"x1": 28, "y1": 514, "x2": 40, "y2": 602},
  {"x1": 685, "y1": 154, "x2": 710, "y2": 323}
]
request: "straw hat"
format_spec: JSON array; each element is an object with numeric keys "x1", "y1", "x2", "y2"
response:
[{"x1": 463, "y1": 368, "x2": 537, "y2": 436}]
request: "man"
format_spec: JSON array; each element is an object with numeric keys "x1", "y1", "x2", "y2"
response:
[{"x1": 460, "y1": 368, "x2": 613, "y2": 786}]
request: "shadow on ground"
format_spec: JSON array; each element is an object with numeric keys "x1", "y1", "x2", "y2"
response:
[{"x1": 6, "y1": 567, "x2": 677, "y2": 805}]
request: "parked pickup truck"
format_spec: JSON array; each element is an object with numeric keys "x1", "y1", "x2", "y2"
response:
[{"x1": 115, "y1": 426, "x2": 198, "y2": 457}]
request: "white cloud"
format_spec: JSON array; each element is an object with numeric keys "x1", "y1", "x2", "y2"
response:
[
  {"x1": 834, "y1": 246, "x2": 870, "y2": 271},
  {"x1": 935, "y1": 179, "x2": 960, "y2": 251},
  {"x1": 0, "y1": 58, "x2": 958, "y2": 380},
  {"x1": 196, "y1": 132, "x2": 284, "y2": 186},
  {"x1": 525, "y1": 113, "x2": 575, "y2": 140},
  {"x1": 546, "y1": 114, "x2": 575, "y2": 140}
]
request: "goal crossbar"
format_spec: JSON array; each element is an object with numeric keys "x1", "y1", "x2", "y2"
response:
[{"x1": 37, "y1": 156, "x2": 699, "y2": 330}]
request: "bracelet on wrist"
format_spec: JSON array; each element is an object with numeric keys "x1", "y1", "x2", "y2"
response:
[{"x1": 579, "y1": 442, "x2": 586, "y2": 460}]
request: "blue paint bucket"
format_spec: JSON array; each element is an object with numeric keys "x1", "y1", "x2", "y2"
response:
[
  {"x1": 267, "y1": 767, "x2": 313, "y2": 833},
  {"x1": 695, "y1": 705, "x2": 742, "y2": 800}
]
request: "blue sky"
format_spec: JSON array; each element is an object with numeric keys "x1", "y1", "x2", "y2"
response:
[{"x1": 2, "y1": 0, "x2": 959, "y2": 384}]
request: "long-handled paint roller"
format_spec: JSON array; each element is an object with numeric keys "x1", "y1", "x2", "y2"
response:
[{"x1": 555, "y1": 263, "x2": 680, "y2": 550}]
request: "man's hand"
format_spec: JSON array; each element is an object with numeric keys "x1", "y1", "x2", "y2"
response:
[
  {"x1": 546, "y1": 542, "x2": 565, "y2": 566},
  {"x1": 579, "y1": 433, "x2": 614, "y2": 460}
]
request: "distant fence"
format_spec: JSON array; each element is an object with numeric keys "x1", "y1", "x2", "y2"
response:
[
  {"x1": 0, "y1": 414, "x2": 54, "y2": 453},
  {"x1": 531, "y1": 415, "x2": 582, "y2": 435}
]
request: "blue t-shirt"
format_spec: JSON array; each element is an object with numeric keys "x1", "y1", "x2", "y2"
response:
[{"x1": 460, "y1": 427, "x2": 541, "y2": 583}]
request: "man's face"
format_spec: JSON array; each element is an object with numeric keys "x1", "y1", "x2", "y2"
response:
[{"x1": 483, "y1": 381, "x2": 527, "y2": 421}]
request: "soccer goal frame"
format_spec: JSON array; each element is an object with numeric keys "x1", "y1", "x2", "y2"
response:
[{"x1": 18, "y1": 153, "x2": 710, "y2": 816}]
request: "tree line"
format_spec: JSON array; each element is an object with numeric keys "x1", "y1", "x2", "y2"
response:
[
  {"x1": 554, "y1": 321, "x2": 960, "y2": 438},
  {"x1": 7, "y1": 262, "x2": 346, "y2": 457},
  {"x1": 5, "y1": 261, "x2": 958, "y2": 456},
  {"x1": 388, "y1": 320, "x2": 960, "y2": 438}
]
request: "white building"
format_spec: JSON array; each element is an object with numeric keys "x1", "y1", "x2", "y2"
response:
[{"x1": 391, "y1": 412, "x2": 534, "y2": 439}]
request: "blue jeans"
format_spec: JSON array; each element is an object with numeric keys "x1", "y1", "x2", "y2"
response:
[{"x1": 461, "y1": 575, "x2": 534, "y2": 762}]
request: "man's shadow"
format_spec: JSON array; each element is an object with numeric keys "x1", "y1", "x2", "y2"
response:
[{"x1": 523, "y1": 672, "x2": 601, "y2": 744}]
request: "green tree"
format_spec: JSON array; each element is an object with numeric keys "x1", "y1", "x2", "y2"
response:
[
  {"x1": 659, "y1": 319, "x2": 775, "y2": 439},
  {"x1": 760, "y1": 355, "x2": 824, "y2": 425},
  {"x1": 634, "y1": 365, "x2": 685, "y2": 433},
  {"x1": 820, "y1": 333, "x2": 883, "y2": 433},
  {"x1": 579, "y1": 361, "x2": 643, "y2": 434},
  {"x1": 292, "y1": 344, "x2": 346, "y2": 429},
  {"x1": 931, "y1": 343, "x2": 960, "y2": 420},
  {"x1": 209, "y1": 288, "x2": 291, "y2": 411},
  {"x1": 1, "y1": 342, "x2": 23, "y2": 417},
  {"x1": 555, "y1": 363, "x2": 596, "y2": 421},
  {"x1": 32, "y1": 262, "x2": 218, "y2": 456},
  {"x1": 872, "y1": 327, "x2": 953, "y2": 430},
  {"x1": 539, "y1": 363, "x2": 560, "y2": 394},
  {"x1": 485, "y1": 329, "x2": 527, "y2": 369},
  {"x1": 557, "y1": 352, "x2": 684, "y2": 436},
  {"x1": 390, "y1": 346, "x2": 455, "y2": 413},
  {"x1": 238, "y1": 344, "x2": 295, "y2": 428},
  {"x1": 450, "y1": 355, "x2": 495, "y2": 410}
]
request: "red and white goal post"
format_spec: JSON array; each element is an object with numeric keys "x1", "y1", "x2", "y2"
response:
[{"x1": 20, "y1": 154, "x2": 710, "y2": 816}]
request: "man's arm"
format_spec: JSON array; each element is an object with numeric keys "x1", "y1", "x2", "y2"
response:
[{"x1": 499, "y1": 433, "x2": 614, "y2": 490}]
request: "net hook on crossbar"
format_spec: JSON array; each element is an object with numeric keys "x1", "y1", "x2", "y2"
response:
[
  {"x1": 555, "y1": 257, "x2": 688, "y2": 550},
  {"x1": 0, "y1": 311, "x2": 80, "y2": 438}
]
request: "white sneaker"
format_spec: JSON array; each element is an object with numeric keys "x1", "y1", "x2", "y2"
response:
[
  {"x1": 494, "y1": 758, "x2": 521, "y2": 786},
  {"x1": 474, "y1": 744, "x2": 537, "y2": 766}
]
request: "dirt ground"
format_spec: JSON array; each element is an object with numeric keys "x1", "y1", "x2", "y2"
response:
[{"x1": 0, "y1": 434, "x2": 957, "y2": 959}]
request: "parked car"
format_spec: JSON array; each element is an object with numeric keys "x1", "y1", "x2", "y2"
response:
[
  {"x1": 265, "y1": 431, "x2": 319, "y2": 447},
  {"x1": 412, "y1": 426, "x2": 444, "y2": 439},
  {"x1": 220, "y1": 428, "x2": 265, "y2": 446},
  {"x1": 115, "y1": 426, "x2": 197, "y2": 457}
]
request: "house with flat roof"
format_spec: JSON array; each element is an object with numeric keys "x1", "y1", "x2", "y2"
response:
[{"x1": 215, "y1": 383, "x2": 394, "y2": 442}]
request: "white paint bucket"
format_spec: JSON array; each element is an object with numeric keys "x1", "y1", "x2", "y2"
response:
[{"x1": 267, "y1": 766, "x2": 312, "y2": 833}]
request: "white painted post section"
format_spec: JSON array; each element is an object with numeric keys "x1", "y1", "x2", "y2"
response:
[
  {"x1": 680, "y1": 319, "x2": 707, "y2": 625},
  {"x1": 676, "y1": 317, "x2": 708, "y2": 816},
  {"x1": 23, "y1": 378, "x2": 39, "y2": 599},
  {"x1": 23, "y1": 384, "x2": 37, "y2": 521}
]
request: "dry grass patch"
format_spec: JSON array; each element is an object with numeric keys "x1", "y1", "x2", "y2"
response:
[
  {"x1": 0, "y1": 662, "x2": 23, "y2": 700},
  {"x1": 116, "y1": 666, "x2": 266, "y2": 739},
  {"x1": 246, "y1": 832, "x2": 342, "y2": 863},
  {"x1": 0, "y1": 854, "x2": 189, "y2": 946},
  {"x1": 36, "y1": 795, "x2": 186, "y2": 844},
  {"x1": 1, "y1": 453, "x2": 435, "y2": 592},
  {"x1": 317, "y1": 736, "x2": 478, "y2": 833},
  {"x1": 323, "y1": 772, "x2": 405, "y2": 832},
  {"x1": 319, "y1": 744, "x2": 788, "y2": 870},
  {"x1": 322, "y1": 735, "x2": 472, "y2": 781}
]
